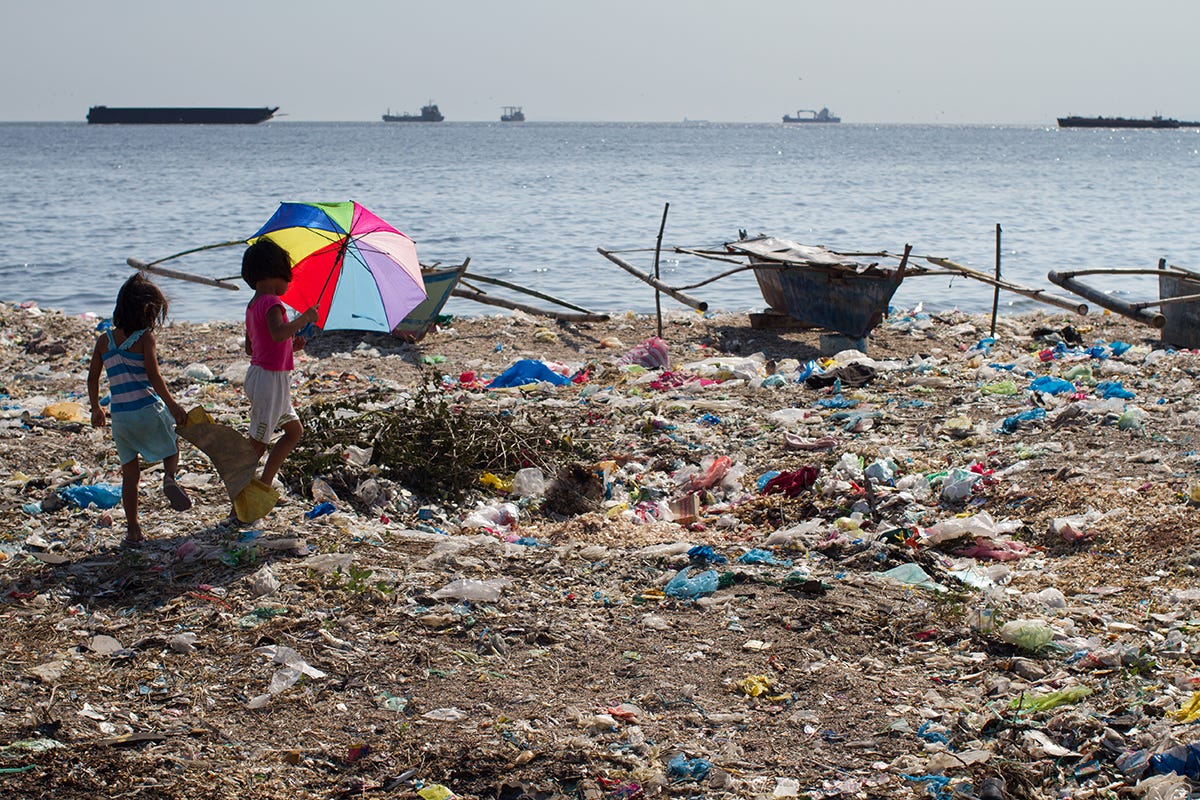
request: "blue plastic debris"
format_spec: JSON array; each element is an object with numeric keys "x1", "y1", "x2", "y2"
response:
[
  {"x1": 1030, "y1": 375, "x2": 1074, "y2": 395},
  {"x1": 305, "y1": 502, "x2": 336, "y2": 519},
  {"x1": 60, "y1": 483, "x2": 122, "y2": 509},
  {"x1": 487, "y1": 359, "x2": 571, "y2": 388},
  {"x1": 687, "y1": 545, "x2": 727, "y2": 565},
  {"x1": 737, "y1": 548, "x2": 792, "y2": 567},
  {"x1": 1001, "y1": 407, "x2": 1047, "y2": 433},
  {"x1": 667, "y1": 753, "x2": 712, "y2": 782},
  {"x1": 664, "y1": 568, "x2": 719, "y2": 599},
  {"x1": 1095, "y1": 380, "x2": 1135, "y2": 399}
]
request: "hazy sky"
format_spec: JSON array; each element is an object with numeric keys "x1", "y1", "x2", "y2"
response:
[{"x1": 7, "y1": 1, "x2": 1199, "y2": 124}]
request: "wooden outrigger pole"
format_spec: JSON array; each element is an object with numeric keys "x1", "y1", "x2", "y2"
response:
[
  {"x1": 597, "y1": 247, "x2": 708, "y2": 311},
  {"x1": 1047, "y1": 268, "x2": 1173, "y2": 328}
]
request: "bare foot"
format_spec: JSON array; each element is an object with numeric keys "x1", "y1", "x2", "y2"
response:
[{"x1": 123, "y1": 525, "x2": 145, "y2": 547}]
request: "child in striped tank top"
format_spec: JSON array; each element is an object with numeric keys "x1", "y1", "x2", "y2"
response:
[{"x1": 87, "y1": 273, "x2": 191, "y2": 546}]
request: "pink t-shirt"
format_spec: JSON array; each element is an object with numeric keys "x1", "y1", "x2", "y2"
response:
[{"x1": 246, "y1": 294, "x2": 294, "y2": 371}]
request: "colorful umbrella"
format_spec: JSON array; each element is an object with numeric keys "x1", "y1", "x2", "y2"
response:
[{"x1": 247, "y1": 201, "x2": 426, "y2": 332}]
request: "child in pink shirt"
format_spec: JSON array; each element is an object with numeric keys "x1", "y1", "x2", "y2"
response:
[{"x1": 240, "y1": 239, "x2": 318, "y2": 493}]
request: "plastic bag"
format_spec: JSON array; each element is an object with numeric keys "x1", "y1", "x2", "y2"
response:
[
  {"x1": 999, "y1": 619, "x2": 1057, "y2": 652},
  {"x1": 487, "y1": 359, "x2": 571, "y2": 388},
  {"x1": 431, "y1": 578, "x2": 511, "y2": 603},
  {"x1": 60, "y1": 483, "x2": 122, "y2": 509},
  {"x1": 664, "y1": 568, "x2": 719, "y2": 599}
]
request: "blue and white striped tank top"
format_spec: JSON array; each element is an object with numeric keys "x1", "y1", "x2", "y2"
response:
[{"x1": 102, "y1": 329, "x2": 158, "y2": 414}]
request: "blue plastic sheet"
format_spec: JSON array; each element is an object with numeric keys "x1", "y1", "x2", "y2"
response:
[
  {"x1": 60, "y1": 483, "x2": 122, "y2": 509},
  {"x1": 487, "y1": 359, "x2": 571, "y2": 388}
]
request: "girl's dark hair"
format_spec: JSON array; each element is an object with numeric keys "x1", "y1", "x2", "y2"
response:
[
  {"x1": 242, "y1": 238, "x2": 293, "y2": 288},
  {"x1": 113, "y1": 273, "x2": 169, "y2": 331}
]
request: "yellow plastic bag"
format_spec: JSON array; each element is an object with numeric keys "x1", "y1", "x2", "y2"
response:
[{"x1": 43, "y1": 401, "x2": 88, "y2": 423}]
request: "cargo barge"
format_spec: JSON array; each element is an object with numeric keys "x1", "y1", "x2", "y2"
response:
[
  {"x1": 1057, "y1": 115, "x2": 1200, "y2": 129},
  {"x1": 87, "y1": 106, "x2": 279, "y2": 124}
]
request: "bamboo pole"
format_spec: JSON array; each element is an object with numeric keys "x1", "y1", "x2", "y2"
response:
[
  {"x1": 597, "y1": 247, "x2": 709, "y2": 311},
  {"x1": 128, "y1": 257, "x2": 240, "y2": 290},
  {"x1": 459, "y1": 271, "x2": 597, "y2": 315},
  {"x1": 991, "y1": 224, "x2": 1001, "y2": 338},
  {"x1": 1047, "y1": 270, "x2": 1164, "y2": 327},
  {"x1": 927, "y1": 257, "x2": 1087, "y2": 314},
  {"x1": 653, "y1": 203, "x2": 670, "y2": 338},
  {"x1": 451, "y1": 286, "x2": 609, "y2": 323}
]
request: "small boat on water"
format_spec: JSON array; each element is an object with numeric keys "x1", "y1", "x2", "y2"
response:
[
  {"x1": 783, "y1": 107, "x2": 840, "y2": 123},
  {"x1": 87, "y1": 106, "x2": 278, "y2": 124},
  {"x1": 1057, "y1": 115, "x2": 1200, "y2": 129},
  {"x1": 383, "y1": 102, "x2": 444, "y2": 122},
  {"x1": 500, "y1": 106, "x2": 525, "y2": 122}
]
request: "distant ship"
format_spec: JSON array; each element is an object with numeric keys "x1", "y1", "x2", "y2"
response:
[
  {"x1": 1057, "y1": 115, "x2": 1200, "y2": 129},
  {"x1": 87, "y1": 106, "x2": 278, "y2": 124},
  {"x1": 783, "y1": 107, "x2": 841, "y2": 124},
  {"x1": 382, "y1": 102, "x2": 444, "y2": 122},
  {"x1": 500, "y1": 105, "x2": 525, "y2": 122}
]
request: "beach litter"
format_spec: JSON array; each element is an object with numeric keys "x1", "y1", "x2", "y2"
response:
[{"x1": 2, "y1": 301, "x2": 1200, "y2": 797}]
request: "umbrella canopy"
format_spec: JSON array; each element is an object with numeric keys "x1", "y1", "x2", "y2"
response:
[{"x1": 247, "y1": 201, "x2": 426, "y2": 332}]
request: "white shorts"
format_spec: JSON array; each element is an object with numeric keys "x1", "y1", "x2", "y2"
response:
[{"x1": 244, "y1": 365, "x2": 299, "y2": 443}]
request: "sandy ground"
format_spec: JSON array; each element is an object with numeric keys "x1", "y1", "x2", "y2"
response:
[{"x1": 2, "y1": 300, "x2": 1200, "y2": 799}]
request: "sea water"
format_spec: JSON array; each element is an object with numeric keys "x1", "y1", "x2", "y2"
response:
[{"x1": 1, "y1": 121, "x2": 1198, "y2": 323}]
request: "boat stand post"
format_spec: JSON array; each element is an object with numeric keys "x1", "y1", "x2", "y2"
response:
[
  {"x1": 653, "y1": 202, "x2": 670, "y2": 339},
  {"x1": 991, "y1": 224, "x2": 1001, "y2": 338}
]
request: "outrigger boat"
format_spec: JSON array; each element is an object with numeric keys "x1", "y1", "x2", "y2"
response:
[
  {"x1": 1049, "y1": 259, "x2": 1200, "y2": 348},
  {"x1": 600, "y1": 229, "x2": 1085, "y2": 341}
]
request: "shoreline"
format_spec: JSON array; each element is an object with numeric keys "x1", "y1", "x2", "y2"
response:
[{"x1": 2, "y1": 300, "x2": 1200, "y2": 797}]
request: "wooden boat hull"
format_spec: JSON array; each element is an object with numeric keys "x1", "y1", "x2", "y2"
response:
[
  {"x1": 752, "y1": 262, "x2": 902, "y2": 339},
  {"x1": 392, "y1": 263, "x2": 467, "y2": 341}
]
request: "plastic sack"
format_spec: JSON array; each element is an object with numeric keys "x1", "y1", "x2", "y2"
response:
[
  {"x1": 60, "y1": 483, "x2": 122, "y2": 509},
  {"x1": 664, "y1": 568, "x2": 719, "y2": 599},
  {"x1": 487, "y1": 359, "x2": 571, "y2": 389}
]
